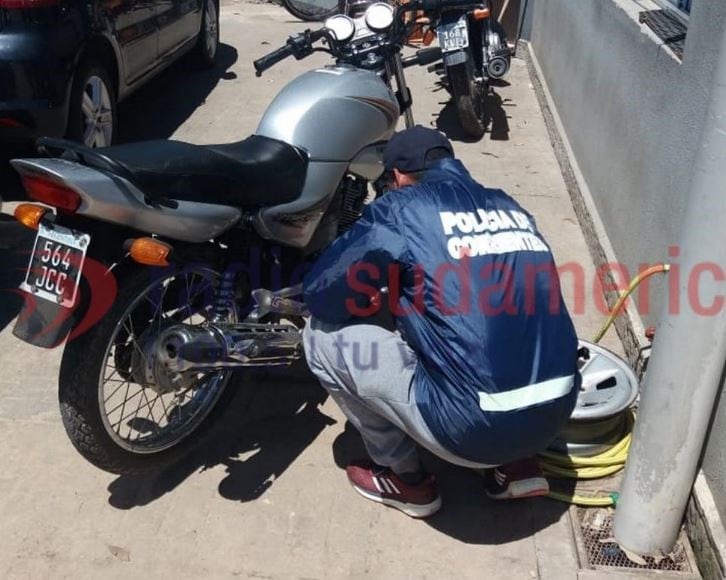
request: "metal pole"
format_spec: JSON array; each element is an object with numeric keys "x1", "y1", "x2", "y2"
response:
[{"x1": 613, "y1": 19, "x2": 726, "y2": 554}]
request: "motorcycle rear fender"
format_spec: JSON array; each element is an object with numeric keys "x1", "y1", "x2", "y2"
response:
[
  {"x1": 13, "y1": 240, "x2": 127, "y2": 349},
  {"x1": 444, "y1": 50, "x2": 469, "y2": 67},
  {"x1": 12, "y1": 216, "x2": 135, "y2": 349},
  {"x1": 13, "y1": 298, "x2": 77, "y2": 349},
  {"x1": 10, "y1": 158, "x2": 242, "y2": 243}
]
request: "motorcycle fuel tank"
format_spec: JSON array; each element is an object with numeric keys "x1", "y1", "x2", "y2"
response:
[
  {"x1": 253, "y1": 65, "x2": 400, "y2": 251},
  {"x1": 256, "y1": 65, "x2": 400, "y2": 162}
]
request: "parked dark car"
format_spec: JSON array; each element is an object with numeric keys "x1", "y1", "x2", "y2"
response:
[{"x1": 0, "y1": 0, "x2": 220, "y2": 149}]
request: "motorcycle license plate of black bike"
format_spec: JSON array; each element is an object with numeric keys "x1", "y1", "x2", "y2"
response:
[
  {"x1": 438, "y1": 15, "x2": 469, "y2": 53},
  {"x1": 20, "y1": 221, "x2": 90, "y2": 308}
]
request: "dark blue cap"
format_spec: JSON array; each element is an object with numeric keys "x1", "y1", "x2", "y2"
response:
[{"x1": 383, "y1": 125, "x2": 454, "y2": 173}]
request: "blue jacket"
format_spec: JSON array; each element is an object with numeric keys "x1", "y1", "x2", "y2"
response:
[{"x1": 304, "y1": 159, "x2": 579, "y2": 464}]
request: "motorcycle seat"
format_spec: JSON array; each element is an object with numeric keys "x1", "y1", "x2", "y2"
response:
[{"x1": 98, "y1": 135, "x2": 309, "y2": 207}]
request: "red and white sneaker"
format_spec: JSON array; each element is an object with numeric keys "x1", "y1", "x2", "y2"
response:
[
  {"x1": 483, "y1": 457, "x2": 550, "y2": 500},
  {"x1": 345, "y1": 461, "x2": 442, "y2": 518}
]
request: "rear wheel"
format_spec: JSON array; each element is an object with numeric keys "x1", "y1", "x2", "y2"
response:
[
  {"x1": 67, "y1": 61, "x2": 117, "y2": 148},
  {"x1": 448, "y1": 58, "x2": 487, "y2": 140},
  {"x1": 59, "y1": 266, "x2": 235, "y2": 474},
  {"x1": 281, "y1": 0, "x2": 339, "y2": 22}
]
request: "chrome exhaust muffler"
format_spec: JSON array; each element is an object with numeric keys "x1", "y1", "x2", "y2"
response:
[
  {"x1": 484, "y1": 29, "x2": 511, "y2": 80},
  {"x1": 157, "y1": 322, "x2": 303, "y2": 372}
]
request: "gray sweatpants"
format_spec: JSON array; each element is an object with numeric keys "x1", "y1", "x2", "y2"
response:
[{"x1": 303, "y1": 317, "x2": 492, "y2": 472}]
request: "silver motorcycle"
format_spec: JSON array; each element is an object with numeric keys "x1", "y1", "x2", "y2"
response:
[{"x1": 9, "y1": 0, "x2": 473, "y2": 474}]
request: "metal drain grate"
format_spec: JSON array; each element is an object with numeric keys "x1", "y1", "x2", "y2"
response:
[{"x1": 573, "y1": 508, "x2": 699, "y2": 576}]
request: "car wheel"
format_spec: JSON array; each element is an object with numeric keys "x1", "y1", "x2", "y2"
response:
[
  {"x1": 67, "y1": 61, "x2": 117, "y2": 148},
  {"x1": 195, "y1": 0, "x2": 219, "y2": 68}
]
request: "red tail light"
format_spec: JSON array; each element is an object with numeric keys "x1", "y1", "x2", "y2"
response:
[
  {"x1": 20, "y1": 175, "x2": 81, "y2": 212},
  {"x1": 0, "y1": 118, "x2": 24, "y2": 128},
  {"x1": 0, "y1": 0, "x2": 60, "y2": 7}
]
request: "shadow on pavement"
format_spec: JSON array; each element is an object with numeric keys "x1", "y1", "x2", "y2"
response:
[
  {"x1": 332, "y1": 420, "x2": 572, "y2": 545},
  {"x1": 423, "y1": 454, "x2": 571, "y2": 545},
  {"x1": 107, "y1": 363, "x2": 334, "y2": 509},
  {"x1": 435, "y1": 88, "x2": 512, "y2": 144},
  {"x1": 0, "y1": 219, "x2": 35, "y2": 333},
  {"x1": 118, "y1": 43, "x2": 239, "y2": 143},
  {"x1": 106, "y1": 350, "x2": 571, "y2": 544}
]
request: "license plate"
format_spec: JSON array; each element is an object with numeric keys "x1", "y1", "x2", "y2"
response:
[
  {"x1": 438, "y1": 16, "x2": 469, "y2": 53},
  {"x1": 20, "y1": 221, "x2": 90, "y2": 308}
]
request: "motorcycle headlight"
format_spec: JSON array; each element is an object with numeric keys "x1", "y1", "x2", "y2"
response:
[
  {"x1": 324, "y1": 14, "x2": 356, "y2": 42},
  {"x1": 364, "y1": 2, "x2": 395, "y2": 32}
]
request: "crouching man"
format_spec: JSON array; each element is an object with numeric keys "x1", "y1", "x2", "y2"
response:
[{"x1": 302, "y1": 126, "x2": 579, "y2": 518}]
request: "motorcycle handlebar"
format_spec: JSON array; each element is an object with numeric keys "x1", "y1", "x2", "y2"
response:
[
  {"x1": 254, "y1": 29, "x2": 329, "y2": 76},
  {"x1": 254, "y1": 0, "x2": 477, "y2": 77},
  {"x1": 254, "y1": 44, "x2": 295, "y2": 76}
]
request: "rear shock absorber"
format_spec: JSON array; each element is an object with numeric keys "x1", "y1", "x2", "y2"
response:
[{"x1": 211, "y1": 269, "x2": 237, "y2": 322}]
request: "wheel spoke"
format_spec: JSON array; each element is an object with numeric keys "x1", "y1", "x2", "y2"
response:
[
  {"x1": 82, "y1": 93, "x2": 95, "y2": 120},
  {"x1": 111, "y1": 388, "x2": 149, "y2": 431},
  {"x1": 121, "y1": 386, "x2": 148, "y2": 435},
  {"x1": 145, "y1": 394, "x2": 161, "y2": 425},
  {"x1": 136, "y1": 387, "x2": 159, "y2": 429},
  {"x1": 82, "y1": 123, "x2": 95, "y2": 147},
  {"x1": 103, "y1": 367, "x2": 121, "y2": 383},
  {"x1": 109, "y1": 381, "x2": 134, "y2": 430},
  {"x1": 156, "y1": 391, "x2": 172, "y2": 426},
  {"x1": 104, "y1": 378, "x2": 130, "y2": 405},
  {"x1": 89, "y1": 77, "x2": 102, "y2": 109},
  {"x1": 98, "y1": 268, "x2": 233, "y2": 453},
  {"x1": 122, "y1": 315, "x2": 150, "y2": 370},
  {"x1": 106, "y1": 386, "x2": 143, "y2": 419}
]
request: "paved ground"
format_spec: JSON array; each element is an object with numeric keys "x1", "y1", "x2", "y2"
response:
[{"x1": 0, "y1": 3, "x2": 625, "y2": 578}]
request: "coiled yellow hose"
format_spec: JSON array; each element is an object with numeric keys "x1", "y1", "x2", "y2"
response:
[
  {"x1": 538, "y1": 412, "x2": 634, "y2": 506},
  {"x1": 539, "y1": 264, "x2": 670, "y2": 506}
]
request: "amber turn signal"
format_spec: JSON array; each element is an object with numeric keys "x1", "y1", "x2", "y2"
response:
[
  {"x1": 422, "y1": 28, "x2": 436, "y2": 46},
  {"x1": 129, "y1": 237, "x2": 172, "y2": 266},
  {"x1": 14, "y1": 203, "x2": 49, "y2": 230},
  {"x1": 472, "y1": 8, "x2": 491, "y2": 20}
]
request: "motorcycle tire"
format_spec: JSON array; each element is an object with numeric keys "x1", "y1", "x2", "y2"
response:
[
  {"x1": 447, "y1": 60, "x2": 487, "y2": 140},
  {"x1": 58, "y1": 265, "x2": 239, "y2": 475},
  {"x1": 281, "y1": 0, "x2": 339, "y2": 21}
]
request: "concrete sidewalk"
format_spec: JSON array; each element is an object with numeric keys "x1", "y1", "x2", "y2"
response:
[{"x1": 0, "y1": 3, "x2": 623, "y2": 578}]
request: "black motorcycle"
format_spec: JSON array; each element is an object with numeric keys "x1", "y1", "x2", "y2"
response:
[
  {"x1": 282, "y1": 0, "x2": 511, "y2": 140},
  {"x1": 434, "y1": 1, "x2": 511, "y2": 138}
]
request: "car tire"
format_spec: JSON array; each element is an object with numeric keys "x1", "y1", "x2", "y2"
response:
[
  {"x1": 66, "y1": 60, "x2": 117, "y2": 149},
  {"x1": 195, "y1": 0, "x2": 220, "y2": 68}
]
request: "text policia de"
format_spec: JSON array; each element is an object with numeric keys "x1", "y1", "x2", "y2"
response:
[
  {"x1": 346, "y1": 207, "x2": 557, "y2": 318},
  {"x1": 439, "y1": 209, "x2": 549, "y2": 259}
]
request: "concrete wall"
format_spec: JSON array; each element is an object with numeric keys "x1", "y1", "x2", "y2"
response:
[
  {"x1": 523, "y1": 0, "x2": 726, "y2": 522},
  {"x1": 526, "y1": 0, "x2": 725, "y2": 322}
]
